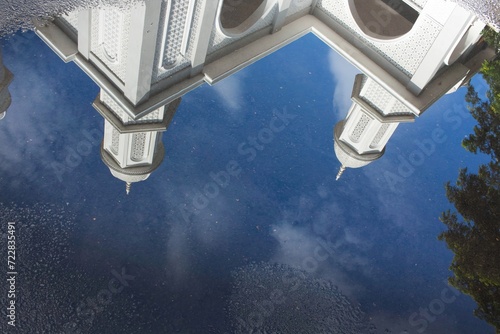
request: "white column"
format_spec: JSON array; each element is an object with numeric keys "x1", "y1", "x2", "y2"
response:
[
  {"x1": 272, "y1": 0, "x2": 293, "y2": 33},
  {"x1": 103, "y1": 120, "x2": 162, "y2": 168},
  {"x1": 188, "y1": 0, "x2": 221, "y2": 73},
  {"x1": 77, "y1": 9, "x2": 92, "y2": 59},
  {"x1": 124, "y1": 0, "x2": 163, "y2": 105},
  {"x1": 339, "y1": 103, "x2": 399, "y2": 155}
]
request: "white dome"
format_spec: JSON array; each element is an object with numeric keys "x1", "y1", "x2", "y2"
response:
[{"x1": 0, "y1": 111, "x2": 5, "y2": 120}]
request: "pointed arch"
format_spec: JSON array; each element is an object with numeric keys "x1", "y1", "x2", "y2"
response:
[
  {"x1": 218, "y1": 0, "x2": 277, "y2": 37},
  {"x1": 348, "y1": 0, "x2": 419, "y2": 41}
]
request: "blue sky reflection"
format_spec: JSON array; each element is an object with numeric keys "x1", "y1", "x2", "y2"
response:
[{"x1": 0, "y1": 31, "x2": 495, "y2": 333}]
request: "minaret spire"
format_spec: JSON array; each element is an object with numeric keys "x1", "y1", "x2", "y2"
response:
[
  {"x1": 336, "y1": 165, "x2": 346, "y2": 181},
  {"x1": 125, "y1": 182, "x2": 131, "y2": 195}
]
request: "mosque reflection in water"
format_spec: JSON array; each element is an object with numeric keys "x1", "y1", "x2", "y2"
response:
[{"x1": 1, "y1": 0, "x2": 495, "y2": 193}]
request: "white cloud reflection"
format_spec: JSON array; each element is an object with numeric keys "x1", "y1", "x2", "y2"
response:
[
  {"x1": 269, "y1": 189, "x2": 375, "y2": 300},
  {"x1": 328, "y1": 50, "x2": 360, "y2": 115},
  {"x1": 212, "y1": 72, "x2": 245, "y2": 116},
  {"x1": 165, "y1": 222, "x2": 192, "y2": 288}
]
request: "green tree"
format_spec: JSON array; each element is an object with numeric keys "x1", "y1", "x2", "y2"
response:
[
  {"x1": 462, "y1": 28, "x2": 500, "y2": 160},
  {"x1": 439, "y1": 27, "x2": 500, "y2": 332},
  {"x1": 462, "y1": 85, "x2": 500, "y2": 161},
  {"x1": 439, "y1": 163, "x2": 500, "y2": 330}
]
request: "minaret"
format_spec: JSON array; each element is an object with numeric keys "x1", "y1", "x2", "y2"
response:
[
  {"x1": 97, "y1": 93, "x2": 181, "y2": 194},
  {"x1": 33, "y1": 0, "x2": 491, "y2": 188},
  {"x1": 334, "y1": 74, "x2": 415, "y2": 179},
  {"x1": 100, "y1": 124, "x2": 166, "y2": 194},
  {"x1": 0, "y1": 48, "x2": 13, "y2": 120}
]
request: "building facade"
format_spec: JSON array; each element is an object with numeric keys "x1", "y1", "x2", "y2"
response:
[{"x1": 35, "y1": 0, "x2": 495, "y2": 189}]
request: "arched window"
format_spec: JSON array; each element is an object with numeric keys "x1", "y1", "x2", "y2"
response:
[
  {"x1": 219, "y1": 0, "x2": 275, "y2": 36},
  {"x1": 130, "y1": 133, "x2": 147, "y2": 162},
  {"x1": 349, "y1": 114, "x2": 371, "y2": 143},
  {"x1": 349, "y1": 0, "x2": 419, "y2": 40}
]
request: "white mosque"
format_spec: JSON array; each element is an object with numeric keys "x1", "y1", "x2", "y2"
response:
[{"x1": 34, "y1": 0, "x2": 496, "y2": 191}]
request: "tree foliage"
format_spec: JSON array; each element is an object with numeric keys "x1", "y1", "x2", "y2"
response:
[
  {"x1": 439, "y1": 163, "x2": 500, "y2": 330},
  {"x1": 439, "y1": 28, "x2": 500, "y2": 332},
  {"x1": 462, "y1": 28, "x2": 500, "y2": 161},
  {"x1": 462, "y1": 84, "x2": 500, "y2": 162}
]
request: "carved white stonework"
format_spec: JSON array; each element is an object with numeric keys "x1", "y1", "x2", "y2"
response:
[
  {"x1": 340, "y1": 104, "x2": 399, "y2": 155},
  {"x1": 151, "y1": 0, "x2": 200, "y2": 82},
  {"x1": 359, "y1": 77, "x2": 413, "y2": 116},
  {"x1": 100, "y1": 91, "x2": 164, "y2": 125},
  {"x1": 40, "y1": 0, "x2": 491, "y2": 185},
  {"x1": 317, "y1": 0, "x2": 443, "y2": 77},
  {"x1": 103, "y1": 120, "x2": 160, "y2": 168},
  {"x1": 370, "y1": 123, "x2": 390, "y2": 149},
  {"x1": 208, "y1": 1, "x2": 278, "y2": 54},
  {"x1": 156, "y1": 0, "x2": 191, "y2": 76},
  {"x1": 91, "y1": 7, "x2": 131, "y2": 82}
]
